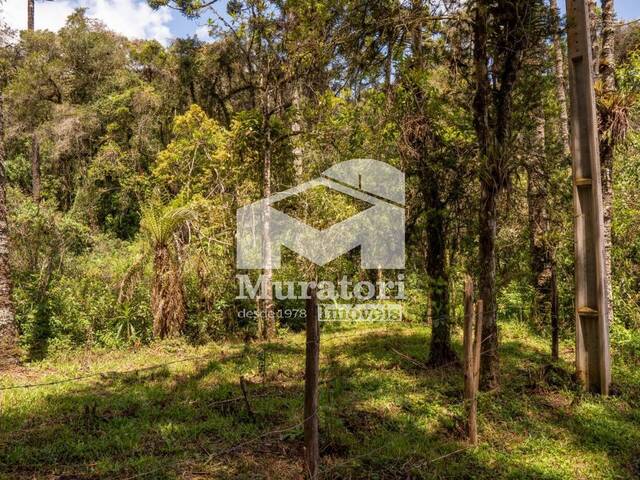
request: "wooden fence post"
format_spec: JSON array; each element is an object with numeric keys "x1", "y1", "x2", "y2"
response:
[
  {"x1": 470, "y1": 300, "x2": 483, "y2": 445},
  {"x1": 463, "y1": 278, "x2": 483, "y2": 445},
  {"x1": 239, "y1": 376, "x2": 255, "y2": 422},
  {"x1": 304, "y1": 286, "x2": 320, "y2": 479},
  {"x1": 463, "y1": 278, "x2": 476, "y2": 444}
]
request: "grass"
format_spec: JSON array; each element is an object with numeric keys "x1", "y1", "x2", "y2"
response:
[{"x1": 0, "y1": 319, "x2": 639, "y2": 479}]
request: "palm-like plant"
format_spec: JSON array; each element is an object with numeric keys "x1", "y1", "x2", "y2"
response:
[{"x1": 138, "y1": 205, "x2": 193, "y2": 339}]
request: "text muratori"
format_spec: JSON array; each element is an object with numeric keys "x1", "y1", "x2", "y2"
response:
[{"x1": 236, "y1": 274, "x2": 405, "y2": 301}]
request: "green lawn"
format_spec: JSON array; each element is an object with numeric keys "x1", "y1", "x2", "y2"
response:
[{"x1": 0, "y1": 320, "x2": 638, "y2": 479}]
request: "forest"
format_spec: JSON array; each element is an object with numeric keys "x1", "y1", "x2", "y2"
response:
[{"x1": 0, "y1": 0, "x2": 639, "y2": 478}]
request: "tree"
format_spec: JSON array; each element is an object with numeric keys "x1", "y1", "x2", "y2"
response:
[
  {"x1": 519, "y1": 16, "x2": 564, "y2": 360},
  {"x1": 150, "y1": 0, "x2": 334, "y2": 339},
  {"x1": 550, "y1": 0, "x2": 570, "y2": 157},
  {"x1": 398, "y1": 10, "x2": 472, "y2": 365},
  {"x1": 0, "y1": 83, "x2": 18, "y2": 367},
  {"x1": 7, "y1": 28, "x2": 63, "y2": 207},
  {"x1": 26, "y1": 0, "x2": 41, "y2": 201},
  {"x1": 526, "y1": 101, "x2": 560, "y2": 360},
  {"x1": 472, "y1": 0, "x2": 545, "y2": 389},
  {"x1": 0, "y1": 24, "x2": 18, "y2": 366},
  {"x1": 139, "y1": 204, "x2": 192, "y2": 338},
  {"x1": 319, "y1": 0, "x2": 473, "y2": 365},
  {"x1": 598, "y1": 0, "x2": 617, "y2": 326},
  {"x1": 27, "y1": 0, "x2": 34, "y2": 31}
]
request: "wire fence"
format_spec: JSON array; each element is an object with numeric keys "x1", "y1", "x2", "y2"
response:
[
  {"x1": 0, "y1": 304, "x2": 553, "y2": 478},
  {"x1": 0, "y1": 301, "x2": 549, "y2": 392}
]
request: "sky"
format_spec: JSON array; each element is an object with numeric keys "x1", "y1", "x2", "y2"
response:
[{"x1": 1, "y1": 0, "x2": 639, "y2": 46}]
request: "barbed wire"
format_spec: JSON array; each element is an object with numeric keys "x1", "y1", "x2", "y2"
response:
[
  {"x1": 0, "y1": 328, "x2": 412, "y2": 392},
  {"x1": 0, "y1": 351, "x2": 243, "y2": 392},
  {"x1": 0, "y1": 304, "x2": 529, "y2": 392},
  {"x1": 2, "y1": 305, "x2": 543, "y2": 479}
]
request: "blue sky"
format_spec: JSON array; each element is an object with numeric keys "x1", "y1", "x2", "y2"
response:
[
  {"x1": 558, "y1": 0, "x2": 640, "y2": 20},
  {"x1": 170, "y1": 0, "x2": 640, "y2": 39},
  {"x1": 2, "y1": 0, "x2": 639, "y2": 45}
]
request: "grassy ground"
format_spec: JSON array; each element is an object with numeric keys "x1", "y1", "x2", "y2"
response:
[{"x1": 0, "y1": 319, "x2": 639, "y2": 479}]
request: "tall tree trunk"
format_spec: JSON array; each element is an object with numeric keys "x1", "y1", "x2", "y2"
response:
[
  {"x1": 0, "y1": 92, "x2": 18, "y2": 367},
  {"x1": 478, "y1": 180, "x2": 499, "y2": 389},
  {"x1": 599, "y1": 0, "x2": 616, "y2": 329},
  {"x1": 256, "y1": 71, "x2": 276, "y2": 340},
  {"x1": 473, "y1": 0, "x2": 500, "y2": 390},
  {"x1": 27, "y1": 0, "x2": 40, "y2": 204},
  {"x1": 31, "y1": 135, "x2": 41, "y2": 203},
  {"x1": 292, "y1": 85, "x2": 303, "y2": 182},
  {"x1": 261, "y1": 133, "x2": 275, "y2": 340},
  {"x1": 599, "y1": 0, "x2": 616, "y2": 93},
  {"x1": 527, "y1": 107, "x2": 553, "y2": 330},
  {"x1": 588, "y1": 0, "x2": 599, "y2": 79},
  {"x1": 550, "y1": 0, "x2": 570, "y2": 157},
  {"x1": 404, "y1": 0, "x2": 455, "y2": 365},
  {"x1": 425, "y1": 184, "x2": 456, "y2": 366},
  {"x1": 27, "y1": 0, "x2": 34, "y2": 31},
  {"x1": 547, "y1": 0, "x2": 567, "y2": 362}
]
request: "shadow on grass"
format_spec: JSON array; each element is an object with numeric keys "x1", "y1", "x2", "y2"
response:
[
  {"x1": 317, "y1": 328, "x2": 640, "y2": 479},
  {"x1": 1, "y1": 323, "x2": 639, "y2": 479},
  {"x1": 0, "y1": 350, "x2": 308, "y2": 479}
]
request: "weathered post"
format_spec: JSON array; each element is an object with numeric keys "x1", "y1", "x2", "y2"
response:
[
  {"x1": 565, "y1": 0, "x2": 611, "y2": 394},
  {"x1": 473, "y1": 300, "x2": 484, "y2": 395},
  {"x1": 304, "y1": 286, "x2": 320, "y2": 478},
  {"x1": 463, "y1": 278, "x2": 478, "y2": 444}
]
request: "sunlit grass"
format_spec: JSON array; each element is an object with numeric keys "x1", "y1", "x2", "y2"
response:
[{"x1": 0, "y1": 320, "x2": 638, "y2": 479}]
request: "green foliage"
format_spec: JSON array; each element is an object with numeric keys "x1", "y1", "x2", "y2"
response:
[
  {"x1": 140, "y1": 203, "x2": 194, "y2": 249},
  {"x1": 153, "y1": 104, "x2": 228, "y2": 196},
  {"x1": 0, "y1": 4, "x2": 639, "y2": 478},
  {"x1": 0, "y1": 2, "x2": 638, "y2": 370},
  {"x1": 46, "y1": 242, "x2": 152, "y2": 350}
]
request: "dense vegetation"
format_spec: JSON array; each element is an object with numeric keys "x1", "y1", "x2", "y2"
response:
[{"x1": 0, "y1": 0, "x2": 639, "y2": 478}]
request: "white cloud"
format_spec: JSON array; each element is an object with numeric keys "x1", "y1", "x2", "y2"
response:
[
  {"x1": 195, "y1": 24, "x2": 210, "y2": 40},
  {"x1": 0, "y1": 0, "x2": 175, "y2": 44}
]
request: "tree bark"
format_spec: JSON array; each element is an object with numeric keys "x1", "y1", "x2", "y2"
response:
[
  {"x1": 462, "y1": 279, "x2": 476, "y2": 443},
  {"x1": 473, "y1": 0, "x2": 500, "y2": 390},
  {"x1": 303, "y1": 286, "x2": 319, "y2": 479},
  {"x1": 261, "y1": 132, "x2": 275, "y2": 340},
  {"x1": 527, "y1": 107, "x2": 553, "y2": 329},
  {"x1": 425, "y1": 182, "x2": 456, "y2": 366},
  {"x1": 27, "y1": 0, "x2": 34, "y2": 31},
  {"x1": 402, "y1": 1, "x2": 456, "y2": 366},
  {"x1": 0, "y1": 92, "x2": 18, "y2": 367},
  {"x1": 588, "y1": 0, "x2": 599, "y2": 79},
  {"x1": 598, "y1": 0, "x2": 616, "y2": 330},
  {"x1": 599, "y1": 0, "x2": 616, "y2": 93},
  {"x1": 292, "y1": 85, "x2": 303, "y2": 182},
  {"x1": 473, "y1": 0, "x2": 530, "y2": 389},
  {"x1": 256, "y1": 69, "x2": 276, "y2": 340},
  {"x1": 27, "y1": 0, "x2": 41, "y2": 204},
  {"x1": 550, "y1": 0, "x2": 571, "y2": 157},
  {"x1": 478, "y1": 179, "x2": 499, "y2": 389}
]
